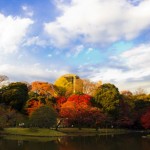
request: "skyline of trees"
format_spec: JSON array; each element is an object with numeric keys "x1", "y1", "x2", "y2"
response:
[{"x1": 0, "y1": 73, "x2": 150, "y2": 129}]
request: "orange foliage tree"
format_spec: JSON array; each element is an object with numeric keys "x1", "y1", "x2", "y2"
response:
[
  {"x1": 25, "y1": 99, "x2": 43, "y2": 116},
  {"x1": 31, "y1": 81, "x2": 57, "y2": 97},
  {"x1": 67, "y1": 94, "x2": 92, "y2": 105},
  {"x1": 59, "y1": 94, "x2": 106, "y2": 129},
  {"x1": 55, "y1": 96, "x2": 67, "y2": 112}
]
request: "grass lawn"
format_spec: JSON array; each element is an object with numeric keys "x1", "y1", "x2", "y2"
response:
[
  {"x1": 0, "y1": 127, "x2": 130, "y2": 137},
  {"x1": 1, "y1": 128, "x2": 66, "y2": 137},
  {"x1": 59, "y1": 128, "x2": 129, "y2": 135}
]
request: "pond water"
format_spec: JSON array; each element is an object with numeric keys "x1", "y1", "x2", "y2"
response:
[{"x1": 0, "y1": 133, "x2": 150, "y2": 150}]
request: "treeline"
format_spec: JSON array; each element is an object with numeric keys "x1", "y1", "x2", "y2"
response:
[{"x1": 0, "y1": 74, "x2": 150, "y2": 130}]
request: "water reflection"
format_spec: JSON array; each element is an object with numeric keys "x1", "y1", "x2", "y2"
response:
[{"x1": 0, "y1": 133, "x2": 150, "y2": 150}]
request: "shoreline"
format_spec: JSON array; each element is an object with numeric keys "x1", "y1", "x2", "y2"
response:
[{"x1": 0, "y1": 128, "x2": 147, "y2": 138}]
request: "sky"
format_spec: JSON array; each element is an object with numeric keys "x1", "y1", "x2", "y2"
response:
[{"x1": 0, "y1": 0, "x2": 150, "y2": 93}]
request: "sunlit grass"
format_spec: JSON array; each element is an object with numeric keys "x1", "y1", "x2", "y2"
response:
[
  {"x1": 1, "y1": 127, "x2": 130, "y2": 137},
  {"x1": 2, "y1": 128, "x2": 66, "y2": 137}
]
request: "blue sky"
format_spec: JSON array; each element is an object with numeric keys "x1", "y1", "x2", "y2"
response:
[{"x1": 0, "y1": 0, "x2": 150, "y2": 92}]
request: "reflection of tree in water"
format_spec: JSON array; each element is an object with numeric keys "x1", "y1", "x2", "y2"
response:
[
  {"x1": 17, "y1": 140, "x2": 23, "y2": 146},
  {"x1": 1, "y1": 134, "x2": 150, "y2": 150},
  {"x1": 55, "y1": 134, "x2": 150, "y2": 150}
]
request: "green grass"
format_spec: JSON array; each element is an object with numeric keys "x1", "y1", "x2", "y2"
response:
[
  {"x1": 59, "y1": 128, "x2": 129, "y2": 135},
  {"x1": 2, "y1": 128, "x2": 66, "y2": 137},
  {"x1": 0, "y1": 127, "x2": 130, "y2": 137}
]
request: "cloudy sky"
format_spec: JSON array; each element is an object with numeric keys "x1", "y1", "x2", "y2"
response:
[{"x1": 0, "y1": 0, "x2": 150, "y2": 92}]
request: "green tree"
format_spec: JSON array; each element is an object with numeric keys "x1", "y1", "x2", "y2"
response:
[
  {"x1": 29, "y1": 105, "x2": 57, "y2": 128},
  {"x1": 94, "y1": 83, "x2": 120, "y2": 119},
  {"x1": 1, "y1": 82, "x2": 28, "y2": 111}
]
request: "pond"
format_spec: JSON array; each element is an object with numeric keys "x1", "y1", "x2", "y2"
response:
[{"x1": 0, "y1": 133, "x2": 150, "y2": 150}]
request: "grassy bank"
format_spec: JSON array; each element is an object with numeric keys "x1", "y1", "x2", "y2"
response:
[
  {"x1": 1, "y1": 128, "x2": 66, "y2": 137},
  {"x1": 0, "y1": 127, "x2": 130, "y2": 137},
  {"x1": 59, "y1": 128, "x2": 130, "y2": 136}
]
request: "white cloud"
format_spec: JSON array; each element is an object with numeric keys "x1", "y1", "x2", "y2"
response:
[
  {"x1": 74, "y1": 45, "x2": 84, "y2": 56},
  {"x1": 24, "y1": 36, "x2": 47, "y2": 47},
  {"x1": 44, "y1": 0, "x2": 150, "y2": 46},
  {"x1": 0, "y1": 63, "x2": 70, "y2": 82},
  {"x1": 0, "y1": 13, "x2": 33, "y2": 54},
  {"x1": 22, "y1": 6, "x2": 28, "y2": 11},
  {"x1": 120, "y1": 44, "x2": 150, "y2": 69},
  {"x1": 22, "y1": 5, "x2": 34, "y2": 17},
  {"x1": 78, "y1": 43, "x2": 150, "y2": 92},
  {"x1": 48, "y1": 54, "x2": 52, "y2": 57}
]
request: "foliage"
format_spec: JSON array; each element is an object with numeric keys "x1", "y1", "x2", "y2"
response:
[
  {"x1": 67, "y1": 94, "x2": 92, "y2": 105},
  {"x1": 60, "y1": 102, "x2": 106, "y2": 128},
  {"x1": 82, "y1": 79, "x2": 101, "y2": 95},
  {"x1": 0, "y1": 82, "x2": 28, "y2": 111},
  {"x1": 54, "y1": 74, "x2": 83, "y2": 96},
  {"x1": 30, "y1": 81, "x2": 57, "y2": 97},
  {"x1": 0, "y1": 105, "x2": 25, "y2": 128},
  {"x1": 94, "y1": 83, "x2": 120, "y2": 118},
  {"x1": 141, "y1": 107, "x2": 150, "y2": 129},
  {"x1": 25, "y1": 98, "x2": 43, "y2": 115},
  {"x1": 116, "y1": 91, "x2": 135, "y2": 128},
  {"x1": 29, "y1": 105, "x2": 57, "y2": 128},
  {"x1": 59, "y1": 94, "x2": 105, "y2": 128},
  {"x1": 55, "y1": 96, "x2": 67, "y2": 112}
]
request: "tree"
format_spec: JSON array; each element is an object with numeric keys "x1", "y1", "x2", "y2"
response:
[
  {"x1": 131, "y1": 91, "x2": 150, "y2": 129},
  {"x1": 54, "y1": 74, "x2": 83, "y2": 96},
  {"x1": 141, "y1": 108, "x2": 150, "y2": 129},
  {"x1": 55, "y1": 96, "x2": 67, "y2": 112},
  {"x1": 116, "y1": 90, "x2": 135, "y2": 128},
  {"x1": 60, "y1": 102, "x2": 106, "y2": 129},
  {"x1": 29, "y1": 105, "x2": 57, "y2": 128},
  {"x1": 94, "y1": 83, "x2": 120, "y2": 120},
  {"x1": 59, "y1": 94, "x2": 103, "y2": 129},
  {"x1": 0, "y1": 75, "x2": 9, "y2": 89},
  {"x1": 0, "y1": 75, "x2": 9, "y2": 83},
  {"x1": 1, "y1": 82, "x2": 28, "y2": 111},
  {"x1": 0, "y1": 105, "x2": 25, "y2": 128},
  {"x1": 25, "y1": 98, "x2": 43, "y2": 116},
  {"x1": 67, "y1": 94, "x2": 92, "y2": 105},
  {"x1": 30, "y1": 81, "x2": 57, "y2": 97},
  {"x1": 82, "y1": 79, "x2": 98, "y2": 95}
]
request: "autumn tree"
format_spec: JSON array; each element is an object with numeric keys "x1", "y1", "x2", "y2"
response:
[
  {"x1": 25, "y1": 98, "x2": 43, "y2": 116},
  {"x1": 141, "y1": 107, "x2": 150, "y2": 129},
  {"x1": 31, "y1": 81, "x2": 57, "y2": 97},
  {"x1": 59, "y1": 94, "x2": 103, "y2": 129},
  {"x1": 67, "y1": 94, "x2": 92, "y2": 105},
  {"x1": 60, "y1": 102, "x2": 106, "y2": 129},
  {"x1": 54, "y1": 74, "x2": 83, "y2": 97},
  {"x1": 55, "y1": 96, "x2": 67, "y2": 112},
  {"x1": 29, "y1": 81, "x2": 57, "y2": 105},
  {"x1": 82, "y1": 79, "x2": 98, "y2": 95}
]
